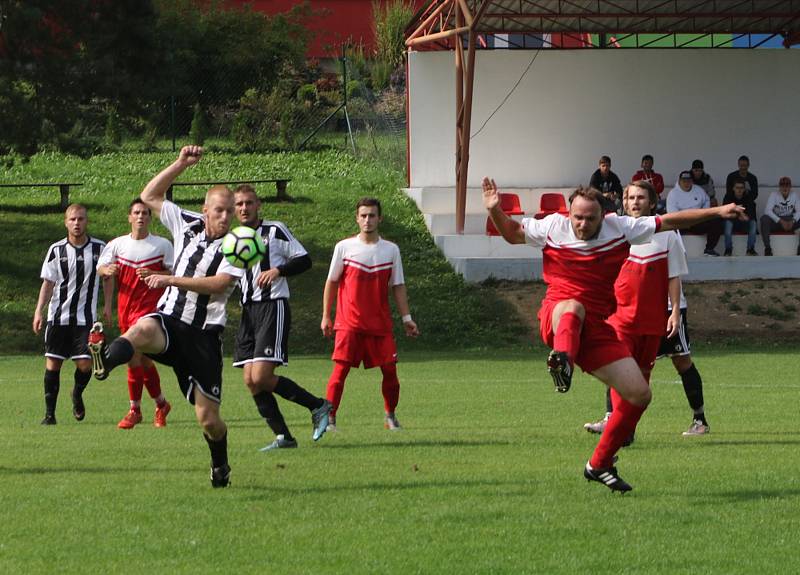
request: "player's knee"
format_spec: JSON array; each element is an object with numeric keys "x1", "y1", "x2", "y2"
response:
[
  {"x1": 558, "y1": 299, "x2": 585, "y2": 319},
  {"x1": 631, "y1": 385, "x2": 652, "y2": 407}
]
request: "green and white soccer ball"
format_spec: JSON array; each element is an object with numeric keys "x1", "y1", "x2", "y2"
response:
[{"x1": 221, "y1": 226, "x2": 266, "y2": 269}]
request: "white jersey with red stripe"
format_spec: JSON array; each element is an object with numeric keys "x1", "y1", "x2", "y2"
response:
[
  {"x1": 97, "y1": 233, "x2": 174, "y2": 327},
  {"x1": 327, "y1": 236, "x2": 404, "y2": 335},
  {"x1": 522, "y1": 213, "x2": 660, "y2": 318},
  {"x1": 610, "y1": 230, "x2": 688, "y2": 335}
]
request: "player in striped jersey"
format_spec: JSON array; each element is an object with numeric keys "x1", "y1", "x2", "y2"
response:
[
  {"x1": 33, "y1": 204, "x2": 112, "y2": 424},
  {"x1": 232, "y1": 185, "x2": 332, "y2": 450},
  {"x1": 88, "y1": 146, "x2": 243, "y2": 488},
  {"x1": 483, "y1": 177, "x2": 745, "y2": 492},
  {"x1": 321, "y1": 198, "x2": 419, "y2": 431},
  {"x1": 97, "y1": 198, "x2": 174, "y2": 430},
  {"x1": 584, "y1": 182, "x2": 712, "y2": 438}
]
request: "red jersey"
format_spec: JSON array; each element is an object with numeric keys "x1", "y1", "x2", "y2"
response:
[
  {"x1": 97, "y1": 233, "x2": 174, "y2": 328},
  {"x1": 522, "y1": 213, "x2": 660, "y2": 318},
  {"x1": 609, "y1": 230, "x2": 688, "y2": 335},
  {"x1": 327, "y1": 236, "x2": 405, "y2": 335},
  {"x1": 631, "y1": 170, "x2": 665, "y2": 197}
]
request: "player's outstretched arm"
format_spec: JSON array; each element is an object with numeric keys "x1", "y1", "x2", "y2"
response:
[
  {"x1": 141, "y1": 145, "x2": 203, "y2": 219},
  {"x1": 321, "y1": 280, "x2": 337, "y2": 337},
  {"x1": 32, "y1": 280, "x2": 54, "y2": 334},
  {"x1": 660, "y1": 203, "x2": 746, "y2": 232},
  {"x1": 144, "y1": 272, "x2": 236, "y2": 295},
  {"x1": 392, "y1": 284, "x2": 419, "y2": 337},
  {"x1": 482, "y1": 177, "x2": 525, "y2": 244}
]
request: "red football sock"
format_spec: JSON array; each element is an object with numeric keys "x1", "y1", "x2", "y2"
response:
[
  {"x1": 127, "y1": 366, "x2": 145, "y2": 406},
  {"x1": 142, "y1": 365, "x2": 165, "y2": 405},
  {"x1": 590, "y1": 396, "x2": 647, "y2": 469},
  {"x1": 326, "y1": 361, "x2": 351, "y2": 417},
  {"x1": 553, "y1": 312, "x2": 582, "y2": 367},
  {"x1": 609, "y1": 387, "x2": 622, "y2": 412},
  {"x1": 380, "y1": 363, "x2": 400, "y2": 413}
]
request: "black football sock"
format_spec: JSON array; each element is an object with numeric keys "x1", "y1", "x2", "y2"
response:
[
  {"x1": 44, "y1": 369, "x2": 60, "y2": 415},
  {"x1": 253, "y1": 391, "x2": 293, "y2": 440},
  {"x1": 680, "y1": 363, "x2": 706, "y2": 422},
  {"x1": 204, "y1": 431, "x2": 228, "y2": 469},
  {"x1": 605, "y1": 387, "x2": 613, "y2": 414},
  {"x1": 274, "y1": 376, "x2": 324, "y2": 412},
  {"x1": 104, "y1": 338, "x2": 135, "y2": 372},
  {"x1": 73, "y1": 368, "x2": 91, "y2": 396}
]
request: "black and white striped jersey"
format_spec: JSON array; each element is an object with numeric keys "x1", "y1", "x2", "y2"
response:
[
  {"x1": 156, "y1": 200, "x2": 244, "y2": 329},
  {"x1": 40, "y1": 237, "x2": 106, "y2": 326},
  {"x1": 238, "y1": 220, "x2": 308, "y2": 304}
]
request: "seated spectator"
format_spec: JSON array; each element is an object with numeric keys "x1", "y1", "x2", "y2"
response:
[
  {"x1": 589, "y1": 155, "x2": 623, "y2": 214},
  {"x1": 722, "y1": 178, "x2": 757, "y2": 256},
  {"x1": 667, "y1": 170, "x2": 723, "y2": 256},
  {"x1": 631, "y1": 154, "x2": 665, "y2": 213},
  {"x1": 691, "y1": 159, "x2": 717, "y2": 206},
  {"x1": 726, "y1": 155, "x2": 759, "y2": 199},
  {"x1": 760, "y1": 176, "x2": 800, "y2": 256}
]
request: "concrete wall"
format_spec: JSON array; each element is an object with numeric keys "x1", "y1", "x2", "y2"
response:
[{"x1": 408, "y1": 49, "x2": 800, "y2": 190}]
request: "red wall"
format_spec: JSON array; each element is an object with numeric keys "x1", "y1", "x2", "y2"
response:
[{"x1": 227, "y1": 0, "x2": 425, "y2": 58}]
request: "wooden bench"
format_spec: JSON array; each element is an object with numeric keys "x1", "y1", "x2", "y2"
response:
[
  {"x1": 0, "y1": 183, "x2": 83, "y2": 209},
  {"x1": 166, "y1": 179, "x2": 292, "y2": 202}
]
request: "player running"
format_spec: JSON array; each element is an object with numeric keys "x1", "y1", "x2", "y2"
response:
[
  {"x1": 88, "y1": 146, "x2": 252, "y2": 488},
  {"x1": 321, "y1": 197, "x2": 419, "y2": 431},
  {"x1": 33, "y1": 204, "x2": 111, "y2": 424},
  {"x1": 483, "y1": 177, "x2": 745, "y2": 492},
  {"x1": 232, "y1": 184, "x2": 332, "y2": 451},
  {"x1": 97, "y1": 199, "x2": 174, "y2": 429}
]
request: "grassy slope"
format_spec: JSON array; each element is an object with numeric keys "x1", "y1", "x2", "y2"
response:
[
  {"x1": 1, "y1": 350, "x2": 799, "y2": 574},
  {"x1": 0, "y1": 150, "x2": 527, "y2": 354}
]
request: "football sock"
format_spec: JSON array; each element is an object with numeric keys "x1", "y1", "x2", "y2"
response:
[
  {"x1": 252, "y1": 390, "x2": 293, "y2": 440},
  {"x1": 326, "y1": 361, "x2": 351, "y2": 416},
  {"x1": 590, "y1": 396, "x2": 647, "y2": 470},
  {"x1": 73, "y1": 368, "x2": 91, "y2": 395},
  {"x1": 380, "y1": 363, "x2": 400, "y2": 414},
  {"x1": 104, "y1": 337, "x2": 135, "y2": 372},
  {"x1": 142, "y1": 365, "x2": 164, "y2": 404},
  {"x1": 127, "y1": 366, "x2": 145, "y2": 403},
  {"x1": 274, "y1": 376, "x2": 323, "y2": 411},
  {"x1": 679, "y1": 363, "x2": 705, "y2": 413},
  {"x1": 605, "y1": 387, "x2": 613, "y2": 413},
  {"x1": 44, "y1": 369, "x2": 60, "y2": 415},
  {"x1": 204, "y1": 431, "x2": 228, "y2": 469},
  {"x1": 553, "y1": 312, "x2": 582, "y2": 368}
]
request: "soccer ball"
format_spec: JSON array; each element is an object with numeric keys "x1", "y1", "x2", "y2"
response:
[{"x1": 221, "y1": 226, "x2": 266, "y2": 269}]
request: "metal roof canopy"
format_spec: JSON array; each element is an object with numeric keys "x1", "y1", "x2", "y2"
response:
[{"x1": 405, "y1": 0, "x2": 800, "y2": 233}]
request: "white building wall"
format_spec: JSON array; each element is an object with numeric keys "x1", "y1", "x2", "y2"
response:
[{"x1": 408, "y1": 49, "x2": 800, "y2": 190}]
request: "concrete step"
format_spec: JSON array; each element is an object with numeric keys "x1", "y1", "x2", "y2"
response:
[{"x1": 434, "y1": 234, "x2": 541, "y2": 258}]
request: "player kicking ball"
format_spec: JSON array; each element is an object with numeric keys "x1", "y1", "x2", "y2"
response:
[
  {"x1": 97, "y1": 199, "x2": 174, "y2": 430},
  {"x1": 89, "y1": 146, "x2": 244, "y2": 488},
  {"x1": 321, "y1": 198, "x2": 419, "y2": 431},
  {"x1": 483, "y1": 177, "x2": 745, "y2": 492}
]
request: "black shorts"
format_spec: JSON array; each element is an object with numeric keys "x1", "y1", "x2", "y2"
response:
[
  {"x1": 657, "y1": 308, "x2": 692, "y2": 358},
  {"x1": 233, "y1": 299, "x2": 291, "y2": 367},
  {"x1": 143, "y1": 313, "x2": 224, "y2": 405},
  {"x1": 44, "y1": 323, "x2": 91, "y2": 361}
]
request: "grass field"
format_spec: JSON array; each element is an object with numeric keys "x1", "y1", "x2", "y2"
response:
[{"x1": 2, "y1": 348, "x2": 799, "y2": 574}]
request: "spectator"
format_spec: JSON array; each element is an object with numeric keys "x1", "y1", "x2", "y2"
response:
[
  {"x1": 760, "y1": 176, "x2": 800, "y2": 256},
  {"x1": 726, "y1": 155, "x2": 759, "y2": 199},
  {"x1": 631, "y1": 154, "x2": 665, "y2": 213},
  {"x1": 589, "y1": 155, "x2": 623, "y2": 214},
  {"x1": 691, "y1": 159, "x2": 717, "y2": 206},
  {"x1": 667, "y1": 171, "x2": 723, "y2": 256},
  {"x1": 722, "y1": 178, "x2": 757, "y2": 256}
]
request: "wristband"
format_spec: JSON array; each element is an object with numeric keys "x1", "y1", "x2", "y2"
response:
[{"x1": 401, "y1": 314, "x2": 412, "y2": 323}]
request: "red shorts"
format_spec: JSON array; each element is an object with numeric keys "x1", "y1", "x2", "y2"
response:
[
  {"x1": 614, "y1": 329, "x2": 661, "y2": 381},
  {"x1": 332, "y1": 329, "x2": 397, "y2": 369},
  {"x1": 538, "y1": 300, "x2": 630, "y2": 373}
]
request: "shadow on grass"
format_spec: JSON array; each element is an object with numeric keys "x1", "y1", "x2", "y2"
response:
[
  {"x1": 319, "y1": 438, "x2": 512, "y2": 450},
  {"x1": 0, "y1": 202, "x2": 107, "y2": 214},
  {"x1": 236, "y1": 477, "x2": 527, "y2": 497},
  {"x1": 690, "y1": 488, "x2": 800, "y2": 503}
]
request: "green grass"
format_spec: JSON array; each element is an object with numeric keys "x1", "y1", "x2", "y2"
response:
[
  {"x1": 2, "y1": 349, "x2": 799, "y2": 573},
  {"x1": 0, "y1": 149, "x2": 524, "y2": 354}
]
